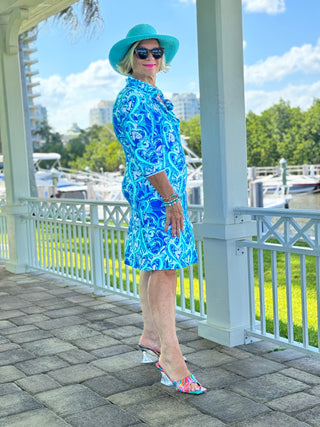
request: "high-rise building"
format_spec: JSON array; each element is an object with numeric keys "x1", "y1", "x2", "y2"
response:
[
  {"x1": 171, "y1": 93, "x2": 200, "y2": 121},
  {"x1": 89, "y1": 100, "x2": 114, "y2": 126},
  {"x1": 19, "y1": 30, "x2": 47, "y2": 148}
]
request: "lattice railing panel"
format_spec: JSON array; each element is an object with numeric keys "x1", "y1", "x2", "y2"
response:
[
  {"x1": 21, "y1": 198, "x2": 206, "y2": 319},
  {"x1": 235, "y1": 206, "x2": 320, "y2": 357}
]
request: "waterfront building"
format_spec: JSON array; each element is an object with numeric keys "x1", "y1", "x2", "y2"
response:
[
  {"x1": 171, "y1": 92, "x2": 200, "y2": 121},
  {"x1": 89, "y1": 100, "x2": 114, "y2": 126},
  {"x1": 19, "y1": 30, "x2": 47, "y2": 148}
]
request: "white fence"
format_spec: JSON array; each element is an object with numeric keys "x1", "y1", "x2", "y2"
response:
[
  {"x1": 22, "y1": 198, "x2": 206, "y2": 318},
  {"x1": 250, "y1": 164, "x2": 320, "y2": 177},
  {"x1": 235, "y1": 206, "x2": 320, "y2": 356},
  {"x1": 1, "y1": 197, "x2": 320, "y2": 354},
  {"x1": 0, "y1": 200, "x2": 9, "y2": 260}
]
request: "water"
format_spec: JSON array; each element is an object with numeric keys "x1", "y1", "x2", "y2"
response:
[{"x1": 288, "y1": 190, "x2": 320, "y2": 211}]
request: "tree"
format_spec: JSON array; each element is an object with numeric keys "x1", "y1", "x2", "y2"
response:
[
  {"x1": 69, "y1": 125, "x2": 125, "y2": 172},
  {"x1": 246, "y1": 100, "x2": 307, "y2": 167},
  {"x1": 54, "y1": 0, "x2": 103, "y2": 38},
  {"x1": 293, "y1": 99, "x2": 320, "y2": 164},
  {"x1": 34, "y1": 122, "x2": 65, "y2": 169},
  {"x1": 180, "y1": 115, "x2": 201, "y2": 157}
]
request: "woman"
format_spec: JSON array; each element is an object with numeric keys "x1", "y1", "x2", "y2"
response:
[{"x1": 109, "y1": 24, "x2": 206, "y2": 394}]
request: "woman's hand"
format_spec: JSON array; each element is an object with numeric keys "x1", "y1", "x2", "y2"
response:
[{"x1": 164, "y1": 201, "x2": 184, "y2": 237}]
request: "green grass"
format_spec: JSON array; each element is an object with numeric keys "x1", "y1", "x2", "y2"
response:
[
  {"x1": 32, "y1": 221, "x2": 319, "y2": 347},
  {"x1": 33, "y1": 221, "x2": 206, "y2": 313},
  {"x1": 253, "y1": 247, "x2": 319, "y2": 348}
]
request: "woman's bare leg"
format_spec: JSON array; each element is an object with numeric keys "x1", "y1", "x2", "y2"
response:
[
  {"x1": 148, "y1": 270, "x2": 191, "y2": 381},
  {"x1": 139, "y1": 269, "x2": 200, "y2": 391},
  {"x1": 139, "y1": 270, "x2": 160, "y2": 352}
]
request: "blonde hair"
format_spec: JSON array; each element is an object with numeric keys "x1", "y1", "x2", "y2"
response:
[{"x1": 117, "y1": 40, "x2": 168, "y2": 75}]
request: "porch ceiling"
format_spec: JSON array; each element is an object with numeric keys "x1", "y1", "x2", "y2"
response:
[{"x1": 0, "y1": 0, "x2": 78, "y2": 33}]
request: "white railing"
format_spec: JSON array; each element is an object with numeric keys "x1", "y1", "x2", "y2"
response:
[
  {"x1": 22, "y1": 198, "x2": 206, "y2": 319},
  {"x1": 249, "y1": 164, "x2": 320, "y2": 177},
  {"x1": 235, "y1": 206, "x2": 320, "y2": 357},
  {"x1": 0, "y1": 200, "x2": 9, "y2": 260}
]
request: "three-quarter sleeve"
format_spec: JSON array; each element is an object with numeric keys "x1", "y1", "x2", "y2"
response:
[{"x1": 114, "y1": 90, "x2": 165, "y2": 177}]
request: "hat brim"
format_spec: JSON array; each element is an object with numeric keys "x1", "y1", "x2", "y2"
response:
[{"x1": 109, "y1": 33, "x2": 179, "y2": 74}]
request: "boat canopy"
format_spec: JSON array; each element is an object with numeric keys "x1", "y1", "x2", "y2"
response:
[
  {"x1": 33, "y1": 153, "x2": 61, "y2": 162},
  {"x1": 0, "y1": 153, "x2": 61, "y2": 163}
]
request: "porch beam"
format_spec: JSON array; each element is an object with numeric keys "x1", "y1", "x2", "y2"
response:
[{"x1": 0, "y1": 1, "x2": 78, "y2": 34}]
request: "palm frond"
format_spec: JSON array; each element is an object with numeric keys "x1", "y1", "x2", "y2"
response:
[{"x1": 55, "y1": 0, "x2": 103, "y2": 38}]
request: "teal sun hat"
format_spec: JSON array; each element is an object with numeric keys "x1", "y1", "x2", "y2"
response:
[{"x1": 109, "y1": 24, "x2": 179, "y2": 74}]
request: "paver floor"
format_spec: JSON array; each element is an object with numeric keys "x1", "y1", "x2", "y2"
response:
[{"x1": 0, "y1": 265, "x2": 319, "y2": 426}]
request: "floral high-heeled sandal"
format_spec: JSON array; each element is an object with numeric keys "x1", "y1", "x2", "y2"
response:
[{"x1": 156, "y1": 362, "x2": 207, "y2": 394}]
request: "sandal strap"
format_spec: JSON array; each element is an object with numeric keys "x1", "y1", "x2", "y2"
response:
[
  {"x1": 139, "y1": 344, "x2": 160, "y2": 357},
  {"x1": 173, "y1": 374, "x2": 204, "y2": 393}
]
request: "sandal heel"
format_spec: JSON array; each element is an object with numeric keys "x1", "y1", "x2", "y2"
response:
[
  {"x1": 160, "y1": 371, "x2": 173, "y2": 386},
  {"x1": 141, "y1": 351, "x2": 155, "y2": 364}
]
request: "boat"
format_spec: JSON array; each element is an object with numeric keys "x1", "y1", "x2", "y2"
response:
[
  {"x1": 0, "y1": 153, "x2": 88, "y2": 199},
  {"x1": 257, "y1": 173, "x2": 320, "y2": 194}
]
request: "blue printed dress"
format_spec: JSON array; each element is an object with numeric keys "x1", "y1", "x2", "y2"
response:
[{"x1": 113, "y1": 76, "x2": 198, "y2": 270}]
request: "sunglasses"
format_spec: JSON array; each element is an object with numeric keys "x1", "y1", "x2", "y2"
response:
[{"x1": 134, "y1": 47, "x2": 164, "y2": 60}]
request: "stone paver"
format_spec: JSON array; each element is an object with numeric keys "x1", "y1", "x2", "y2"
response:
[
  {"x1": 124, "y1": 396, "x2": 200, "y2": 426},
  {"x1": 91, "y1": 351, "x2": 141, "y2": 373},
  {"x1": 22, "y1": 337, "x2": 76, "y2": 356},
  {"x1": 282, "y1": 367, "x2": 320, "y2": 386},
  {"x1": 65, "y1": 404, "x2": 140, "y2": 426},
  {"x1": 51, "y1": 324, "x2": 100, "y2": 341},
  {"x1": 223, "y1": 355, "x2": 285, "y2": 378},
  {"x1": 35, "y1": 384, "x2": 107, "y2": 416},
  {"x1": 91, "y1": 343, "x2": 133, "y2": 358},
  {"x1": 0, "y1": 392, "x2": 43, "y2": 417},
  {"x1": 48, "y1": 363, "x2": 104, "y2": 385},
  {"x1": 0, "y1": 383, "x2": 21, "y2": 396},
  {"x1": 16, "y1": 356, "x2": 69, "y2": 375},
  {"x1": 267, "y1": 392, "x2": 320, "y2": 412},
  {"x1": 193, "y1": 367, "x2": 243, "y2": 389},
  {"x1": 186, "y1": 348, "x2": 235, "y2": 368},
  {"x1": 160, "y1": 414, "x2": 227, "y2": 427},
  {"x1": 84, "y1": 374, "x2": 130, "y2": 397},
  {"x1": 0, "y1": 366, "x2": 25, "y2": 383},
  {"x1": 191, "y1": 389, "x2": 270, "y2": 423},
  {"x1": 73, "y1": 333, "x2": 119, "y2": 350},
  {"x1": 236, "y1": 411, "x2": 310, "y2": 426},
  {"x1": 229, "y1": 372, "x2": 309, "y2": 402},
  {"x1": 5, "y1": 329, "x2": 52, "y2": 344},
  {"x1": 16, "y1": 374, "x2": 61, "y2": 394},
  {"x1": 0, "y1": 348, "x2": 36, "y2": 366},
  {"x1": 35, "y1": 315, "x2": 87, "y2": 330},
  {"x1": 297, "y1": 405, "x2": 320, "y2": 425},
  {"x1": 57, "y1": 348, "x2": 96, "y2": 364},
  {"x1": 112, "y1": 363, "x2": 162, "y2": 387},
  {"x1": 108, "y1": 384, "x2": 165, "y2": 407},
  {"x1": 263, "y1": 348, "x2": 306, "y2": 363},
  {"x1": 287, "y1": 357, "x2": 320, "y2": 376},
  {"x1": 1, "y1": 266, "x2": 320, "y2": 426},
  {"x1": 1, "y1": 409, "x2": 69, "y2": 426}
]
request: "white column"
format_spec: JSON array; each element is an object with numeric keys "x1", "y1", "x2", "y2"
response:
[
  {"x1": 194, "y1": 0, "x2": 255, "y2": 346},
  {"x1": 0, "y1": 8, "x2": 31, "y2": 273}
]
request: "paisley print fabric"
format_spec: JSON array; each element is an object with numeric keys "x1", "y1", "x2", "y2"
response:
[{"x1": 113, "y1": 76, "x2": 198, "y2": 270}]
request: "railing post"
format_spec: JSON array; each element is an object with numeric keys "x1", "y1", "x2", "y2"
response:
[{"x1": 89, "y1": 204, "x2": 105, "y2": 295}]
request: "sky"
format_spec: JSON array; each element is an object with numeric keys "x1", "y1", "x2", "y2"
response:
[{"x1": 34, "y1": 0, "x2": 320, "y2": 133}]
